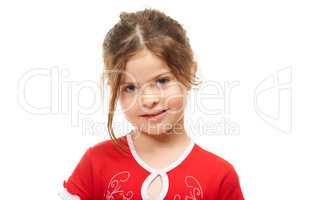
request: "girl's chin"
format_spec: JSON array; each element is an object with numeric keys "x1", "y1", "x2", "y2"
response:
[{"x1": 137, "y1": 125, "x2": 174, "y2": 135}]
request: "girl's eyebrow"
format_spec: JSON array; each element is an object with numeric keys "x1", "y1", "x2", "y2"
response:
[{"x1": 120, "y1": 71, "x2": 172, "y2": 85}]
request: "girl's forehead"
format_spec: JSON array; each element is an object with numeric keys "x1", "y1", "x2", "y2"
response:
[
  {"x1": 120, "y1": 68, "x2": 172, "y2": 84},
  {"x1": 120, "y1": 49, "x2": 172, "y2": 83}
]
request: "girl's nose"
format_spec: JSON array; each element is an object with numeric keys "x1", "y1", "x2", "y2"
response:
[
  {"x1": 141, "y1": 94, "x2": 160, "y2": 108},
  {"x1": 141, "y1": 88, "x2": 160, "y2": 108}
]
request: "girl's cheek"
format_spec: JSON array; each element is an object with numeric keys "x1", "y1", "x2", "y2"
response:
[
  {"x1": 165, "y1": 87, "x2": 186, "y2": 109},
  {"x1": 167, "y1": 94, "x2": 185, "y2": 109},
  {"x1": 121, "y1": 105, "x2": 136, "y2": 123},
  {"x1": 120, "y1": 96, "x2": 139, "y2": 117},
  {"x1": 119, "y1": 97, "x2": 132, "y2": 113}
]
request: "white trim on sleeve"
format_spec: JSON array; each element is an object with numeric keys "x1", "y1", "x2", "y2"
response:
[{"x1": 58, "y1": 187, "x2": 81, "y2": 200}]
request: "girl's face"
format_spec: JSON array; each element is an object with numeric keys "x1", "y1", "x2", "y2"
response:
[{"x1": 118, "y1": 48, "x2": 188, "y2": 135}]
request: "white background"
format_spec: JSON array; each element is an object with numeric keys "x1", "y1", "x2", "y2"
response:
[{"x1": 1, "y1": 0, "x2": 309, "y2": 199}]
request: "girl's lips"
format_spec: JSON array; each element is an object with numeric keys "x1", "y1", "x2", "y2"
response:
[
  {"x1": 140, "y1": 109, "x2": 168, "y2": 121},
  {"x1": 140, "y1": 109, "x2": 168, "y2": 117}
]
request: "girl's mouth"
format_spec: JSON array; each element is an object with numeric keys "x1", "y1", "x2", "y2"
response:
[{"x1": 141, "y1": 109, "x2": 168, "y2": 121}]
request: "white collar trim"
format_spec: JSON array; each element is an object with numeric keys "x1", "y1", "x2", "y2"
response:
[
  {"x1": 126, "y1": 132, "x2": 195, "y2": 199},
  {"x1": 126, "y1": 132, "x2": 195, "y2": 174}
]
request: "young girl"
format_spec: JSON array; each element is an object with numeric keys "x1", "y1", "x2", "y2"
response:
[{"x1": 60, "y1": 8, "x2": 244, "y2": 200}]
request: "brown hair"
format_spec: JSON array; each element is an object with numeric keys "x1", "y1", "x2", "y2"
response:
[{"x1": 101, "y1": 8, "x2": 200, "y2": 154}]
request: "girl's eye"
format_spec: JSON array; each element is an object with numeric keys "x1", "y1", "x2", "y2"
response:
[
  {"x1": 123, "y1": 84, "x2": 136, "y2": 93},
  {"x1": 156, "y1": 77, "x2": 170, "y2": 87}
]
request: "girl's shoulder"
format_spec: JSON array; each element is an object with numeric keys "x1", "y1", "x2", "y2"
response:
[
  {"x1": 87, "y1": 134, "x2": 129, "y2": 159},
  {"x1": 191, "y1": 142, "x2": 236, "y2": 172},
  {"x1": 191, "y1": 143, "x2": 244, "y2": 199}
]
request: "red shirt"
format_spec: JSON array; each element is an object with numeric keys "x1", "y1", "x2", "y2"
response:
[{"x1": 61, "y1": 133, "x2": 245, "y2": 200}]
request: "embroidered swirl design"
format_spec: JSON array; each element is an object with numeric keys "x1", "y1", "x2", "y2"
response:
[
  {"x1": 104, "y1": 171, "x2": 134, "y2": 200},
  {"x1": 173, "y1": 176, "x2": 203, "y2": 200},
  {"x1": 104, "y1": 171, "x2": 203, "y2": 200}
]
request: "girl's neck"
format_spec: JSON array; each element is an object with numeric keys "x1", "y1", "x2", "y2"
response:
[{"x1": 130, "y1": 124, "x2": 191, "y2": 152}]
